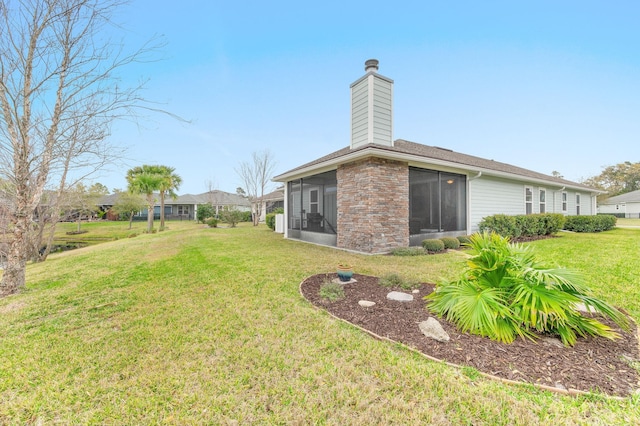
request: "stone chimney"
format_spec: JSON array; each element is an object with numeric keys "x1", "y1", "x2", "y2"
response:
[{"x1": 350, "y1": 59, "x2": 394, "y2": 149}]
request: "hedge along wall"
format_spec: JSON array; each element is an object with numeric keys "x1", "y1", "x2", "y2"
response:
[
  {"x1": 478, "y1": 213, "x2": 566, "y2": 239},
  {"x1": 563, "y1": 215, "x2": 617, "y2": 232},
  {"x1": 479, "y1": 213, "x2": 617, "y2": 238}
]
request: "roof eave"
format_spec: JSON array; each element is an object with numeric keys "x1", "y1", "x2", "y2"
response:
[{"x1": 273, "y1": 146, "x2": 600, "y2": 192}]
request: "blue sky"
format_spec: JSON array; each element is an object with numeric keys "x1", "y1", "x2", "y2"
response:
[{"x1": 99, "y1": 1, "x2": 640, "y2": 194}]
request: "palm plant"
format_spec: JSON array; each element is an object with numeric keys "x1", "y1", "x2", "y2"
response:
[
  {"x1": 157, "y1": 166, "x2": 182, "y2": 231},
  {"x1": 126, "y1": 165, "x2": 164, "y2": 233},
  {"x1": 425, "y1": 232, "x2": 629, "y2": 346}
]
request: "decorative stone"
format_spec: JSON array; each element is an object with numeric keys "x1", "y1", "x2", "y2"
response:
[
  {"x1": 412, "y1": 289, "x2": 420, "y2": 294},
  {"x1": 541, "y1": 337, "x2": 565, "y2": 349},
  {"x1": 386, "y1": 291, "x2": 414, "y2": 302},
  {"x1": 574, "y1": 303, "x2": 597, "y2": 313},
  {"x1": 419, "y1": 317, "x2": 450, "y2": 342},
  {"x1": 358, "y1": 300, "x2": 375, "y2": 308}
]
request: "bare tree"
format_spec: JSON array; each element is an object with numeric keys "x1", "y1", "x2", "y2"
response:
[
  {"x1": 0, "y1": 0, "x2": 163, "y2": 296},
  {"x1": 236, "y1": 150, "x2": 276, "y2": 226}
]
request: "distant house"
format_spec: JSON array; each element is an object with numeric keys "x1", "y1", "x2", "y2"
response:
[
  {"x1": 98, "y1": 190, "x2": 251, "y2": 221},
  {"x1": 273, "y1": 59, "x2": 601, "y2": 254},
  {"x1": 257, "y1": 187, "x2": 285, "y2": 222},
  {"x1": 597, "y1": 189, "x2": 640, "y2": 218}
]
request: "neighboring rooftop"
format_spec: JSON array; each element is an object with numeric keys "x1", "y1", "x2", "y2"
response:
[{"x1": 600, "y1": 189, "x2": 640, "y2": 203}]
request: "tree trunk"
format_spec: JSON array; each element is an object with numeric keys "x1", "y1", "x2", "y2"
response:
[
  {"x1": 146, "y1": 194, "x2": 154, "y2": 233},
  {"x1": 128, "y1": 211, "x2": 134, "y2": 230},
  {"x1": 159, "y1": 191, "x2": 165, "y2": 231},
  {"x1": 0, "y1": 213, "x2": 29, "y2": 296}
]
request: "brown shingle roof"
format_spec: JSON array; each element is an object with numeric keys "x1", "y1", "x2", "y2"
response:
[{"x1": 274, "y1": 139, "x2": 598, "y2": 191}]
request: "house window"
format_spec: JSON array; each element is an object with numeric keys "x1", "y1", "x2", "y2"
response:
[
  {"x1": 525, "y1": 187, "x2": 533, "y2": 215},
  {"x1": 562, "y1": 191, "x2": 568, "y2": 213},
  {"x1": 309, "y1": 189, "x2": 319, "y2": 213},
  {"x1": 576, "y1": 193, "x2": 581, "y2": 215},
  {"x1": 409, "y1": 168, "x2": 466, "y2": 235},
  {"x1": 539, "y1": 188, "x2": 546, "y2": 213},
  {"x1": 178, "y1": 205, "x2": 189, "y2": 215}
]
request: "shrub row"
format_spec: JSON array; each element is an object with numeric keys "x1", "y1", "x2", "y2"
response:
[
  {"x1": 420, "y1": 235, "x2": 471, "y2": 253},
  {"x1": 478, "y1": 213, "x2": 565, "y2": 239},
  {"x1": 563, "y1": 215, "x2": 616, "y2": 232}
]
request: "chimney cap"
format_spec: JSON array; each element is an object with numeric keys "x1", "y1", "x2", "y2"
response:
[{"x1": 364, "y1": 59, "x2": 379, "y2": 72}]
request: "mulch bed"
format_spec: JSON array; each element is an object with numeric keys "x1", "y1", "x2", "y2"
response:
[{"x1": 301, "y1": 273, "x2": 640, "y2": 397}]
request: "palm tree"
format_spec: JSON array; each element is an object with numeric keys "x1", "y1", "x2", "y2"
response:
[
  {"x1": 157, "y1": 166, "x2": 182, "y2": 231},
  {"x1": 126, "y1": 165, "x2": 164, "y2": 233}
]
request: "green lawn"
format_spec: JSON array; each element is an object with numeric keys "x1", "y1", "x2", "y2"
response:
[{"x1": 1, "y1": 222, "x2": 639, "y2": 424}]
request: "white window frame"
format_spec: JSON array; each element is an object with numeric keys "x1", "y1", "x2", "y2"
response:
[
  {"x1": 524, "y1": 186, "x2": 533, "y2": 215},
  {"x1": 562, "y1": 191, "x2": 568, "y2": 213},
  {"x1": 539, "y1": 188, "x2": 546, "y2": 214},
  {"x1": 576, "y1": 193, "x2": 581, "y2": 216},
  {"x1": 309, "y1": 189, "x2": 319, "y2": 214}
]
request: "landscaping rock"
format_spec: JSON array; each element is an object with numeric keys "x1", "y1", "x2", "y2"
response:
[
  {"x1": 419, "y1": 317, "x2": 450, "y2": 342},
  {"x1": 541, "y1": 337, "x2": 565, "y2": 349},
  {"x1": 358, "y1": 300, "x2": 376, "y2": 307},
  {"x1": 386, "y1": 291, "x2": 413, "y2": 302},
  {"x1": 574, "y1": 302, "x2": 597, "y2": 313}
]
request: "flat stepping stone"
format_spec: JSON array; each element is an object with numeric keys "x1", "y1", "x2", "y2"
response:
[
  {"x1": 358, "y1": 300, "x2": 375, "y2": 307},
  {"x1": 386, "y1": 291, "x2": 413, "y2": 302}
]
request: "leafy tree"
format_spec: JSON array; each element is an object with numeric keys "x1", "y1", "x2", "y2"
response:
[
  {"x1": 219, "y1": 206, "x2": 244, "y2": 228},
  {"x1": 196, "y1": 204, "x2": 215, "y2": 224},
  {"x1": 111, "y1": 190, "x2": 146, "y2": 229},
  {"x1": 426, "y1": 232, "x2": 629, "y2": 346},
  {"x1": 157, "y1": 166, "x2": 182, "y2": 231},
  {"x1": 126, "y1": 166, "x2": 164, "y2": 233},
  {"x1": 0, "y1": 0, "x2": 163, "y2": 296},
  {"x1": 236, "y1": 150, "x2": 276, "y2": 226},
  {"x1": 583, "y1": 161, "x2": 640, "y2": 197}
]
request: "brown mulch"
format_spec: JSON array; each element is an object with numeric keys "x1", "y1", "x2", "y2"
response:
[{"x1": 301, "y1": 273, "x2": 640, "y2": 397}]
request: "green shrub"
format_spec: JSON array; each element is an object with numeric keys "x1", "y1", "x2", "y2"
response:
[
  {"x1": 196, "y1": 204, "x2": 215, "y2": 224},
  {"x1": 219, "y1": 207, "x2": 244, "y2": 228},
  {"x1": 390, "y1": 247, "x2": 426, "y2": 256},
  {"x1": 478, "y1": 214, "x2": 520, "y2": 238},
  {"x1": 422, "y1": 239, "x2": 445, "y2": 253},
  {"x1": 425, "y1": 232, "x2": 629, "y2": 346},
  {"x1": 440, "y1": 237, "x2": 460, "y2": 250},
  {"x1": 379, "y1": 273, "x2": 416, "y2": 290},
  {"x1": 479, "y1": 213, "x2": 566, "y2": 238},
  {"x1": 265, "y1": 213, "x2": 276, "y2": 230},
  {"x1": 319, "y1": 281, "x2": 345, "y2": 302},
  {"x1": 241, "y1": 211, "x2": 253, "y2": 222},
  {"x1": 564, "y1": 215, "x2": 616, "y2": 232},
  {"x1": 205, "y1": 218, "x2": 218, "y2": 228},
  {"x1": 456, "y1": 235, "x2": 472, "y2": 245}
]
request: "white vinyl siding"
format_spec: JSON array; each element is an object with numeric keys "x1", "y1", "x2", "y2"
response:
[
  {"x1": 350, "y1": 73, "x2": 393, "y2": 148},
  {"x1": 469, "y1": 176, "x2": 526, "y2": 232}
]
